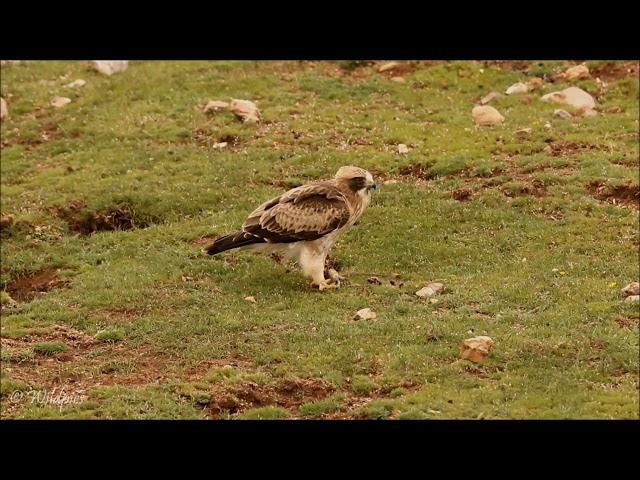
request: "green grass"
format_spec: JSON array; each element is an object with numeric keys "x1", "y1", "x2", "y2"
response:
[
  {"x1": 1, "y1": 60, "x2": 638, "y2": 419},
  {"x1": 95, "y1": 328, "x2": 126, "y2": 343},
  {"x1": 32, "y1": 342, "x2": 67, "y2": 356}
]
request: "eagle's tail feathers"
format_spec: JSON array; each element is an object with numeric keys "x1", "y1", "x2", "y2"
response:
[{"x1": 206, "y1": 231, "x2": 265, "y2": 255}]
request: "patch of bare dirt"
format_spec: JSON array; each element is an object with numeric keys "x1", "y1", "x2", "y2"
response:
[
  {"x1": 1, "y1": 326, "x2": 251, "y2": 416},
  {"x1": 2, "y1": 123, "x2": 61, "y2": 150},
  {"x1": 206, "y1": 377, "x2": 336, "y2": 417},
  {"x1": 588, "y1": 182, "x2": 640, "y2": 209},
  {"x1": 616, "y1": 317, "x2": 639, "y2": 330},
  {"x1": 5, "y1": 268, "x2": 69, "y2": 302},
  {"x1": 452, "y1": 187, "x2": 472, "y2": 202},
  {"x1": 397, "y1": 163, "x2": 433, "y2": 180},
  {"x1": 590, "y1": 61, "x2": 639, "y2": 82},
  {"x1": 482, "y1": 60, "x2": 531, "y2": 72},
  {"x1": 547, "y1": 141, "x2": 603, "y2": 157},
  {"x1": 54, "y1": 201, "x2": 153, "y2": 235}
]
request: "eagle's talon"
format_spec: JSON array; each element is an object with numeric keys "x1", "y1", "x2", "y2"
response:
[{"x1": 314, "y1": 279, "x2": 339, "y2": 291}]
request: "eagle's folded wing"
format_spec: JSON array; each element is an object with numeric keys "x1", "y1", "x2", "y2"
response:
[{"x1": 242, "y1": 183, "x2": 351, "y2": 243}]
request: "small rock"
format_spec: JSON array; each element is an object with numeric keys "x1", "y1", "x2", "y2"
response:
[
  {"x1": 51, "y1": 96, "x2": 71, "y2": 108},
  {"x1": 229, "y1": 99, "x2": 260, "y2": 123},
  {"x1": 459, "y1": 336, "x2": 494, "y2": 363},
  {"x1": 66, "y1": 79, "x2": 86, "y2": 88},
  {"x1": 92, "y1": 60, "x2": 128, "y2": 76},
  {"x1": 622, "y1": 282, "x2": 640, "y2": 297},
  {"x1": 605, "y1": 106, "x2": 622, "y2": 114},
  {"x1": 353, "y1": 308, "x2": 377, "y2": 321},
  {"x1": 472, "y1": 105, "x2": 505, "y2": 126},
  {"x1": 505, "y1": 82, "x2": 529, "y2": 95},
  {"x1": 544, "y1": 122, "x2": 552, "y2": 129},
  {"x1": 0, "y1": 97, "x2": 7, "y2": 119},
  {"x1": 541, "y1": 86, "x2": 596, "y2": 111},
  {"x1": 514, "y1": 127, "x2": 532, "y2": 138},
  {"x1": 213, "y1": 142, "x2": 228, "y2": 149},
  {"x1": 203, "y1": 100, "x2": 230, "y2": 113},
  {"x1": 397, "y1": 144, "x2": 409, "y2": 154},
  {"x1": 416, "y1": 282, "x2": 444, "y2": 298},
  {"x1": 391, "y1": 76, "x2": 405, "y2": 83},
  {"x1": 553, "y1": 109, "x2": 572, "y2": 119},
  {"x1": 543, "y1": 145, "x2": 553, "y2": 154},
  {"x1": 378, "y1": 62, "x2": 401, "y2": 73},
  {"x1": 526, "y1": 77, "x2": 544, "y2": 91},
  {"x1": 0, "y1": 214, "x2": 15, "y2": 229},
  {"x1": 480, "y1": 91, "x2": 503, "y2": 105},
  {"x1": 625, "y1": 295, "x2": 640, "y2": 303},
  {"x1": 244, "y1": 296, "x2": 257, "y2": 304},
  {"x1": 367, "y1": 276, "x2": 382, "y2": 285},
  {"x1": 562, "y1": 64, "x2": 590, "y2": 81}
]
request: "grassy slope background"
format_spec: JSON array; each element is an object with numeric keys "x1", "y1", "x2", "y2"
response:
[{"x1": 0, "y1": 60, "x2": 638, "y2": 419}]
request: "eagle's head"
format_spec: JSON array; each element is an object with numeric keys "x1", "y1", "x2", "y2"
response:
[{"x1": 335, "y1": 166, "x2": 378, "y2": 197}]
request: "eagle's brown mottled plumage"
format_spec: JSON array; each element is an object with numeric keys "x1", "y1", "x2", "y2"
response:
[{"x1": 206, "y1": 166, "x2": 377, "y2": 290}]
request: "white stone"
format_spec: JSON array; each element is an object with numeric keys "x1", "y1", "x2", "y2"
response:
[
  {"x1": 66, "y1": 79, "x2": 86, "y2": 88},
  {"x1": 93, "y1": 60, "x2": 128, "y2": 76},
  {"x1": 229, "y1": 99, "x2": 260, "y2": 123},
  {"x1": 505, "y1": 82, "x2": 529, "y2": 95},
  {"x1": 353, "y1": 308, "x2": 377, "y2": 321},
  {"x1": 51, "y1": 96, "x2": 71, "y2": 108},
  {"x1": 472, "y1": 105, "x2": 505, "y2": 126},
  {"x1": 541, "y1": 87, "x2": 596, "y2": 111}
]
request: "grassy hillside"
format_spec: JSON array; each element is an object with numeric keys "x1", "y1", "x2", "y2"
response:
[{"x1": 1, "y1": 60, "x2": 638, "y2": 419}]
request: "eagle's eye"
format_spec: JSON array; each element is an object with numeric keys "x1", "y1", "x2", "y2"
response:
[{"x1": 348, "y1": 176, "x2": 367, "y2": 192}]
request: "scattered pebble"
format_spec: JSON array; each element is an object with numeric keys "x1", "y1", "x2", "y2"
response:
[
  {"x1": 229, "y1": 99, "x2": 260, "y2": 123},
  {"x1": 51, "y1": 96, "x2": 71, "y2": 108},
  {"x1": 353, "y1": 308, "x2": 377, "y2": 321},
  {"x1": 213, "y1": 142, "x2": 228, "y2": 149},
  {"x1": 526, "y1": 77, "x2": 544, "y2": 91},
  {"x1": 514, "y1": 127, "x2": 532, "y2": 138},
  {"x1": 93, "y1": 60, "x2": 128, "y2": 76},
  {"x1": 543, "y1": 145, "x2": 553, "y2": 154},
  {"x1": 622, "y1": 282, "x2": 639, "y2": 297},
  {"x1": 416, "y1": 282, "x2": 444, "y2": 299},
  {"x1": 244, "y1": 296, "x2": 257, "y2": 304},
  {"x1": 625, "y1": 295, "x2": 640, "y2": 303},
  {"x1": 391, "y1": 76, "x2": 405, "y2": 83},
  {"x1": 0, "y1": 214, "x2": 14, "y2": 229},
  {"x1": 367, "y1": 276, "x2": 382, "y2": 285},
  {"x1": 66, "y1": 79, "x2": 86, "y2": 88},
  {"x1": 472, "y1": 105, "x2": 505, "y2": 126},
  {"x1": 553, "y1": 109, "x2": 572, "y2": 119},
  {"x1": 480, "y1": 91, "x2": 503, "y2": 105},
  {"x1": 505, "y1": 82, "x2": 529, "y2": 95},
  {"x1": 203, "y1": 100, "x2": 230, "y2": 113},
  {"x1": 459, "y1": 336, "x2": 494, "y2": 363},
  {"x1": 378, "y1": 62, "x2": 401, "y2": 73},
  {"x1": 397, "y1": 143, "x2": 409, "y2": 154},
  {"x1": 0, "y1": 97, "x2": 7, "y2": 119}
]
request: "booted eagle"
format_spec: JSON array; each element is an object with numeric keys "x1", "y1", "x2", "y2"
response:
[{"x1": 206, "y1": 166, "x2": 377, "y2": 290}]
